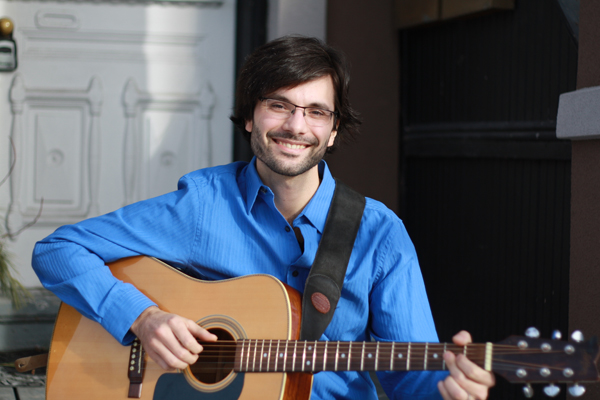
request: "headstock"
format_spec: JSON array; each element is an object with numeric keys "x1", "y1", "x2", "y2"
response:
[{"x1": 493, "y1": 328, "x2": 600, "y2": 398}]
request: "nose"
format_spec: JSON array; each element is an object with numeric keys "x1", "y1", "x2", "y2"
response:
[{"x1": 282, "y1": 106, "x2": 309, "y2": 133}]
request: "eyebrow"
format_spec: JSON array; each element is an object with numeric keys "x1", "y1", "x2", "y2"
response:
[{"x1": 268, "y1": 94, "x2": 333, "y2": 111}]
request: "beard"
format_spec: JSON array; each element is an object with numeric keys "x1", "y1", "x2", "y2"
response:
[{"x1": 250, "y1": 125, "x2": 331, "y2": 177}]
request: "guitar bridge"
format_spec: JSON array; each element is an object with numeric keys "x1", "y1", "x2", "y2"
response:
[{"x1": 128, "y1": 338, "x2": 146, "y2": 398}]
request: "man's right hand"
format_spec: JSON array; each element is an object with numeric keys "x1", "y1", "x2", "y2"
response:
[{"x1": 130, "y1": 306, "x2": 218, "y2": 371}]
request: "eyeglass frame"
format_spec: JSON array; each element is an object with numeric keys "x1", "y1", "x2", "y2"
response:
[{"x1": 259, "y1": 97, "x2": 339, "y2": 127}]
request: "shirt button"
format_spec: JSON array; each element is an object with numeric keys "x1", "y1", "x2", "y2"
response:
[
  {"x1": 292, "y1": 270, "x2": 299, "y2": 277},
  {"x1": 260, "y1": 187, "x2": 267, "y2": 194},
  {"x1": 285, "y1": 226, "x2": 291, "y2": 232}
]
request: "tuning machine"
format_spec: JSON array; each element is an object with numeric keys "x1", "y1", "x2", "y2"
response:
[
  {"x1": 568, "y1": 384, "x2": 586, "y2": 397},
  {"x1": 522, "y1": 384, "x2": 534, "y2": 398},
  {"x1": 543, "y1": 383, "x2": 560, "y2": 397},
  {"x1": 525, "y1": 327, "x2": 540, "y2": 339},
  {"x1": 571, "y1": 330, "x2": 584, "y2": 343},
  {"x1": 551, "y1": 330, "x2": 562, "y2": 340}
]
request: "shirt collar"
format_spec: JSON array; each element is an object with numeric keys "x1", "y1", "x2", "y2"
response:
[
  {"x1": 242, "y1": 158, "x2": 336, "y2": 235},
  {"x1": 243, "y1": 157, "x2": 266, "y2": 213},
  {"x1": 296, "y1": 161, "x2": 335, "y2": 234}
]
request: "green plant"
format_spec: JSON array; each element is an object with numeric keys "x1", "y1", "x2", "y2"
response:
[
  {"x1": 0, "y1": 139, "x2": 33, "y2": 308},
  {"x1": 0, "y1": 240, "x2": 30, "y2": 309}
]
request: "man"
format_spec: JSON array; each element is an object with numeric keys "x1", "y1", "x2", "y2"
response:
[{"x1": 32, "y1": 36, "x2": 494, "y2": 399}]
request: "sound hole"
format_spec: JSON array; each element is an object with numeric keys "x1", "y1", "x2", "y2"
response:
[{"x1": 189, "y1": 328, "x2": 235, "y2": 384}]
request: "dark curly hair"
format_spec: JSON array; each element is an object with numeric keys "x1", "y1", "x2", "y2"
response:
[{"x1": 230, "y1": 35, "x2": 361, "y2": 152}]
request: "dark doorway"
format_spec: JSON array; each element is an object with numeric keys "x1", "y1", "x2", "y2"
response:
[{"x1": 399, "y1": 1, "x2": 577, "y2": 398}]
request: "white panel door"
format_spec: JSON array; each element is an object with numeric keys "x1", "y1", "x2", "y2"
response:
[{"x1": 0, "y1": 0, "x2": 236, "y2": 287}]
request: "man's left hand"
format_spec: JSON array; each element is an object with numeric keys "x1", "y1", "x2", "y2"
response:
[{"x1": 437, "y1": 330, "x2": 496, "y2": 400}]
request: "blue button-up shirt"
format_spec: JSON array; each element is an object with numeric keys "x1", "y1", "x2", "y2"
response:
[{"x1": 32, "y1": 159, "x2": 447, "y2": 399}]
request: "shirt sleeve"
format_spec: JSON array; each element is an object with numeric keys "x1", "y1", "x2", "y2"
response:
[
  {"x1": 31, "y1": 174, "x2": 203, "y2": 344},
  {"x1": 369, "y1": 220, "x2": 448, "y2": 399}
]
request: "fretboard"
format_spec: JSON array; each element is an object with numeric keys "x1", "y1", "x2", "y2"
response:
[{"x1": 233, "y1": 340, "x2": 491, "y2": 373}]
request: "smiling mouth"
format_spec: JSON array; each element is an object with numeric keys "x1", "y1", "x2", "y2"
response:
[{"x1": 274, "y1": 139, "x2": 309, "y2": 150}]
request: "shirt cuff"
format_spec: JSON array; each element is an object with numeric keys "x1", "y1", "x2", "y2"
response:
[{"x1": 99, "y1": 282, "x2": 157, "y2": 345}]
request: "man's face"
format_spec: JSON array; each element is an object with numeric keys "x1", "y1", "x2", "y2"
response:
[{"x1": 246, "y1": 76, "x2": 338, "y2": 179}]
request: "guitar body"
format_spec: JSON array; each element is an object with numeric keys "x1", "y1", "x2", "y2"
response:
[
  {"x1": 45, "y1": 256, "x2": 600, "y2": 399},
  {"x1": 46, "y1": 256, "x2": 312, "y2": 400}
]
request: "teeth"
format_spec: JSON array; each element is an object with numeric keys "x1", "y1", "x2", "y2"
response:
[{"x1": 277, "y1": 140, "x2": 307, "y2": 150}]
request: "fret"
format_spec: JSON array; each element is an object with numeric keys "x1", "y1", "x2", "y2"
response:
[
  {"x1": 390, "y1": 342, "x2": 395, "y2": 371},
  {"x1": 485, "y1": 342, "x2": 492, "y2": 372},
  {"x1": 323, "y1": 342, "x2": 328, "y2": 371},
  {"x1": 424, "y1": 343, "x2": 429, "y2": 370},
  {"x1": 302, "y1": 341, "x2": 307, "y2": 372},
  {"x1": 362, "y1": 343, "x2": 377, "y2": 371},
  {"x1": 375, "y1": 342, "x2": 380, "y2": 371},
  {"x1": 311, "y1": 341, "x2": 317, "y2": 372},
  {"x1": 443, "y1": 342, "x2": 447, "y2": 370},
  {"x1": 335, "y1": 341, "x2": 340, "y2": 371},
  {"x1": 247, "y1": 339, "x2": 252, "y2": 372},
  {"x1": 360, "y1": 342, "x2": 365, "y2": 371},
  {"x1": 325, "y1": 341, "x2": 337, "y2": 371},
  {"x1": 406, "y1": 343, "x2": 411, "y2": 371},
  {"x1": 274, "y1": 340, "x2": 280, "y2": 372},
  {"x1": 284, "y1": 340, "x2": 289, "y2": 372},
  {"x1": 349, "y1": 341, "x2": 361, "y2": 371},
  {"x1": 347, "y1": 342, "x2": 352, "y2": 371},
  {"x1": 259, "y1": 339, "x2": 265, "y2": 372},
  {"x1": 238, "y1": 340, "x2": 245, "y2": 372},
  {"x1": 336, "y1": 342, "x2": 351, "y2": 371},
  {"x1": 293, "y1": 341, "x2": 298, "y2": 372},
  {"x1": 246, "y1": 339, "x2": 251, "y2": 372},
  {"x1": 250, "y1": 339, "x2": 256, "y2": 372}
]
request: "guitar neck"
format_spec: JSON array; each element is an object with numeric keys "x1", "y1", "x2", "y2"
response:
[{"x1": 233, "y1": 340, "x2": 490, "y2": 373}]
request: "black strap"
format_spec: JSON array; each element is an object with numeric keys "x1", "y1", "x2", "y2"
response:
[{"x1": 299, "y1": 180, "x2": 365, "y2": 341}]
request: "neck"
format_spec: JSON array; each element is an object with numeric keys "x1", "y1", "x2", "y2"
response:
[
  {"x1": 228, "y1": 340, "x2": 484, "y2": 373},
  {"x1": 256, "y1": 161, "x2": 321, "y2": 224}
]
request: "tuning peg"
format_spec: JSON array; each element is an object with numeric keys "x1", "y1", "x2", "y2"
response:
[
  {"x1": 525, "y1": 327, "x2": 540, "y2": 338},
  {"x1": 522, "y1": 384, "x2": 534, "y2": 398},
  {"x1": 568, "y1": 384, "x2": 586, "y2": 397},
  {"x1": 551, "y1": 330, "x2": 562, "y2": 340},
  {"x1": 543, "y1": 384, "x2": 560, "y2": 397},
  {"x1": 571, "y1": 330, "x2": 584, "y2": 343}
]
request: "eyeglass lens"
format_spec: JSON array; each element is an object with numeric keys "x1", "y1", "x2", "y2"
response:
[{"x1": 262, "y1": 99, "x2": 334, "y2": 127}]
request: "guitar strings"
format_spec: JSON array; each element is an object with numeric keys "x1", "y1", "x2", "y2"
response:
[{"x1": 130, "y1": 341, "x2": 573, "y2": 374}]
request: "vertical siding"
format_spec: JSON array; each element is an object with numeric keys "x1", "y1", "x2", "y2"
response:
[{"x1": 400, "y1": 1, "x2": 577, "y2": 398}]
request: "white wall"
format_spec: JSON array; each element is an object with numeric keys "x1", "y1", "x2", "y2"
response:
[
  {"x1": 0, "y1": 0, "x2": 236, "y2": 288},
  {"x1": 268, "y1": 0, "x2": 328, "y2": 40}
]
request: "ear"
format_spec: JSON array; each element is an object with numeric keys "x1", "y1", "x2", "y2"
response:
[
  {"x1": 327, "y1": 129, "x2": 338, "y2": 148},
  {"x1": 327, "y1": 119, "x2": 339, "y2": 147},
  {"x1": 245, "y1": 120, "x2": 253, "y2": 133}
]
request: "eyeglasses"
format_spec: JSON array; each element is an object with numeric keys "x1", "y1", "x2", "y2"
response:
[{"x1": 260, "y1": 98, "x2": 338, "y2": 127}]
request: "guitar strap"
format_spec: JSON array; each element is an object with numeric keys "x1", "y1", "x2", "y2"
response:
[{"x1": 299, "y1": 180, "x2": 366, "y2": 341}]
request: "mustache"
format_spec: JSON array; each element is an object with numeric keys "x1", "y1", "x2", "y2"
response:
[{"x1": 266, "y1": 131, "x2": 317, "y2": 146}]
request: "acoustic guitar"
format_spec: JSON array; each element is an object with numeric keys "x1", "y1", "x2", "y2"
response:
[{"x1": 45, "y1": 256, "x2": 600, "y2": 399}]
